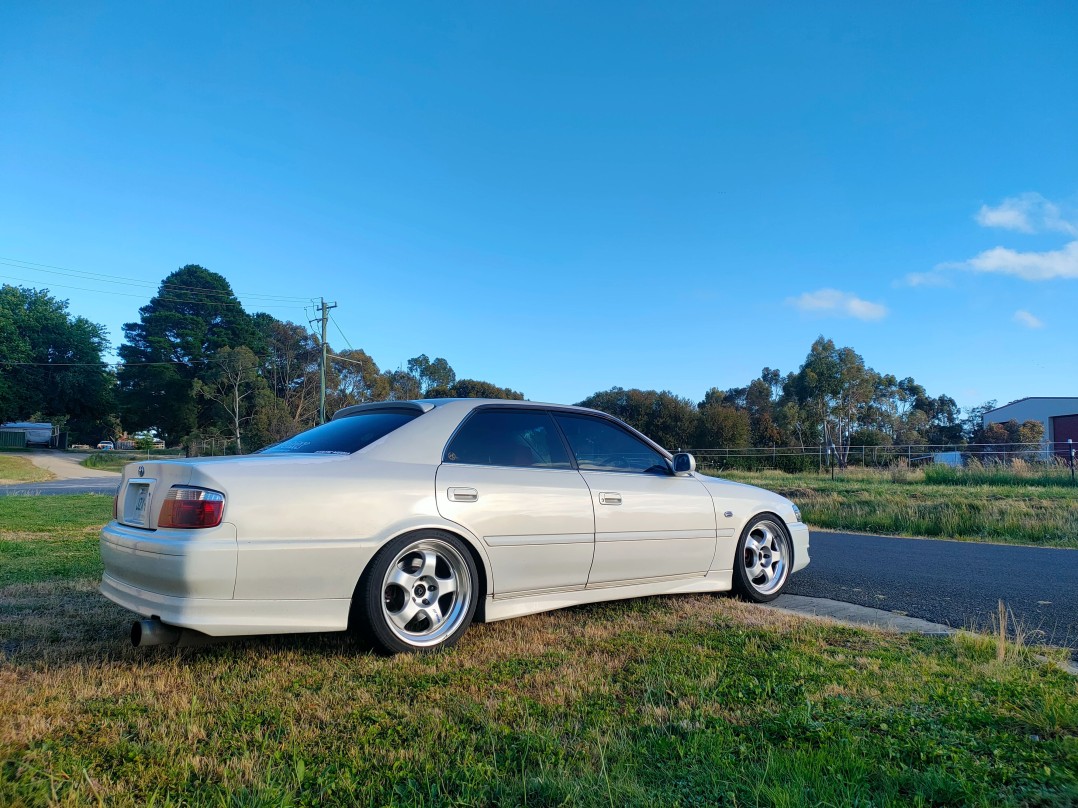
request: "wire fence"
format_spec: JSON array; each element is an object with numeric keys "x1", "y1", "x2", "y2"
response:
[{"x1": 690, "y1": 442, "x2": 1078, "y2": 474}]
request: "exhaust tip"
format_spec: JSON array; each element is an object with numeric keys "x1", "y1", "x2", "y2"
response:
[{"x1": 131, "y1": 618, "x2": 181, "y2": 647}]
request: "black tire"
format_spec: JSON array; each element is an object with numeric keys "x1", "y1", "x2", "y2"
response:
[
  {"x1": 353, "y1": 530, "x2": 478, "y2": 654},
  {"x1": 731, "y1": 514, "x2": 793, "y2": 603}
]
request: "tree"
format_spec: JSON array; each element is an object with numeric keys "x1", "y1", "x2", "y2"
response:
[
  {"x1": 962, "y1": 401, "x2": 998, "y2": 442},
  {"x1": 117, "y1": 266, "x2": 259, "y2": 445},
  {"x1": 785, "y1": 337, "x2": 878, "y2": 467},
  {"x1": 695, "y1": 390, "x2": 751, "y2": 449},
  {"x1": 923, "y1": 394, "x2": 963, "y2": 445},
  {"x1": 193, "y1": 346, "x2": 263, "y2": 454},
  {"x1": 332, "y1": 349, "x2": 389, "y2": 410},
  {"x1": 0, "y1": 285, "x2": 114, "y2": 442},
  {"x1": 972, "y1": 418, "x2": 1044, "y2": 453},
  {"x1": 428, "y1": 379, "x2": 525, "y2": 400},
  {"x1": 577, "y1": 388, "x2": 697, "y2": 449},
  {"x1": 406, "y1": 354, "x2": 456, "y2": 395},
  {"x1": 384, "y1": 369, "x2": 422, "y2": 401}
]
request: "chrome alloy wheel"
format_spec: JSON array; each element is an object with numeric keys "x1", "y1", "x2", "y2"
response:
[
  {"x1": 742, "y1": 518, "x2": 790, "y2": 596},
  {"x1": 380, "y1": 538, "x2": 472, "y2": 648}
]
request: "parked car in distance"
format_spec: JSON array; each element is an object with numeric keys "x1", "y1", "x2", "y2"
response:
[
  {"x1": 96, "y1": 440, "x2": 114, "y2": 451},
  {"x1": 100, "y1": 399, "x2": 810, "y2": 654}
]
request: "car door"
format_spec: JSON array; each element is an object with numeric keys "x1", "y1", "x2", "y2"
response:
[
  {"x1": 436, "y1": 408, "x2": 595, "y2": 597},
  {"x1": 552, "y1": 412, "x2": 717, "y2": 586}
]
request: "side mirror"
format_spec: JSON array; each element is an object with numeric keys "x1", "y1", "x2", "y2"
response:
[{"x1": 671, "y1": 452, "x2": 696, "y2": 476}]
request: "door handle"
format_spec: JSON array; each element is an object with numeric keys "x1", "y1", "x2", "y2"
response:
[
  {"x1": 448, "y1": 487, "x2": 478, "y2": 502},
  {"x1": 598, "y1": 492, "x2": 622, "y2": 506}
]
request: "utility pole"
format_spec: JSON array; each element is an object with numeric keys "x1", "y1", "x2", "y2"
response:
[{"x1": 316, "y1": 297, "x2": 337, "y2": 424}]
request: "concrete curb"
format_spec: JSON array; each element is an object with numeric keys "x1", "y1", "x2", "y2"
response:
[{"x1": 764, "y1": 594, "x2": 956, "y2": 635}]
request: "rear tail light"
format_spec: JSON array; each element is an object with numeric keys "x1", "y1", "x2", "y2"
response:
[{"x1": 158, "y1": 486, "x2": 225, "y2": 529}]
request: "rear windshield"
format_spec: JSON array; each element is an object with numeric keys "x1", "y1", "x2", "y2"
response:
[{"x1": 260, "y1": 410, "x2": 420, "y2": 455}]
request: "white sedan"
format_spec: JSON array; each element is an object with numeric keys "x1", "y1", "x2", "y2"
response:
[{"x1": 100, "y1": 399, "x2": 809, "y2": 653}]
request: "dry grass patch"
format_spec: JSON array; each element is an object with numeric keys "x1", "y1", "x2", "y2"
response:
[{"x1": 0, "y1": 455, "x2": 55, "y2": 485}]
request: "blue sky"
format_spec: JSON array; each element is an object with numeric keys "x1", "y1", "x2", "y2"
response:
[{"x1": 2, "y1": 2, "x2": 1076, "y2": 410}]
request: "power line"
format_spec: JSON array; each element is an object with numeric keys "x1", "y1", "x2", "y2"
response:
[
  {"x1": 327, "y1": 352, "x2": 370, "y2": 366},
  {"x1": 2, "y1": 355, "x2": 277, "y2": 368},
  {"x1": 328, "y1": 313, "x2": 354, "y2": 351},
  {"x1": 0, "y1": 273, "x2": 310, "y2": 312},
  {"x1": 0, "y1": 256, "x2": 314, "y2": 303}
]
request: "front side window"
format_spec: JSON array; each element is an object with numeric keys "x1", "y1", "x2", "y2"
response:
[
  {"x1": 444, "y1": 410, "x2": 571, "y2": 469},
  {"x1": 261, "y1": 410, "x2": 420, "y2": 455},
  {"x1": 553, "y1": 413, "x2": 669, "y2": 474}
]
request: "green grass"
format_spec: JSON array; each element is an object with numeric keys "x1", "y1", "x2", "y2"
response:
[
  {"x1": 0, "y1": 456, "x2": 54, "y2": 485},
  {"x1": 0, "y1": 495, "x2": 113, "y2": 586},
  {"x1": 708, "y1": 467, "x2": 1078, "y2": 549},
  {"x1": 924, "y1": 459, "x2": 1077, "y2": 488},
  {"x1": 81, "y1": 450, "x2": 183, "y2": 473},
  {"x1": 0, "y1": 495, "x2": 1076, "y2": 806}
]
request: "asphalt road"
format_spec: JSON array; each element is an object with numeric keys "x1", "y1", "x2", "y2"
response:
[
  {"x1": 789, "y1": 530, "x2": 1078, "y2": 652},
  {"x1": 0, "y1": 478, "x2": 119, "y2": 496}
]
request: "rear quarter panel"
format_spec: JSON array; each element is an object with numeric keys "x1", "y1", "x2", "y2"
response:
[{"x1": 188, "y1": 457, "x2": 477, "y2": 601}]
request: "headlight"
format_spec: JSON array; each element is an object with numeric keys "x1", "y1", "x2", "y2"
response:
[{"x1": 791, "y1": 504, "x2": 802, "y2": 523}]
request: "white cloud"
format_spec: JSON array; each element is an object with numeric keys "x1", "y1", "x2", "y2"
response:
[
  {"x1": 1013, "y1": 310, "x2": 1044, "y2": 329},
  {"x1": 900, "y1": 271, "x2": 951, "y2": 288},
  {"x1": 787, "y1": 289, "x2": 888, "y2": 321},
  {"x1": 965, "y1": 240, "x2": 1078, "y2": 281},
  {"x1": 975, "y1": 193, "x2": 1077, "y2": 236}
]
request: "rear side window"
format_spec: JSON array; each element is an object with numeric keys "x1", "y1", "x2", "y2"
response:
[
  {"x1": 261, "y1": 411, "x2": 419, "y2": 455},
  {"x1": 444, "y1": 410, "x2": 571, "y2": 469},
  {"x1": 553, "y1": 413, "x2": 669, "y2": 474}
]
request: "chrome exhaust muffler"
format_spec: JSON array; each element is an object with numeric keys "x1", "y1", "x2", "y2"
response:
[
  {"x1": 131, "y1": 618, "x2": 182, "y2": 647},
  {"x1": 131, "y1": 618, "x2": 229, "y2": 648}
]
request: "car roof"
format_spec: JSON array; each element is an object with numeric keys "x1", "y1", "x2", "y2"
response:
[
  {"x1": 332, "y1": 398, "x2": 672, "y2": 459},
  {"x1": 331, "y1": 398, "x2": 608, "y2": 420}
]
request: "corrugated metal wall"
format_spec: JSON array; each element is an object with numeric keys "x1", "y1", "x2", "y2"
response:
[{"x1": 0, "y1": 431, "x2": 28, "y2": 449}]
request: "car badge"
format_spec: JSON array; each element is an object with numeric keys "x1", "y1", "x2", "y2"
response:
[{"x1": 138, "y1": 465, "x2": 145, "y2": 478}]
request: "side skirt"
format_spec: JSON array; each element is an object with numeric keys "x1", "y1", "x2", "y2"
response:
[{"x1": 482, "y1": 570, "x2": 733, "y2": 623}]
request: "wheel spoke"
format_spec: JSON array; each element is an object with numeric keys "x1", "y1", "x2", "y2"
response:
[
  {"x1": 421, "y1": 602, "x2": 443, "y2": 629},
  {"x1": 388, "y1": 600, "x2": 420, "y2": 630},
  {"x1": 758, "y1": 562, "x2": 776, "y2": 583},
  {"x1": 438, "y1": 572, "x2": 457, "y2": 596},
  {"x1": 744, "y1": 536, "x2": 761, "y2": 554},
  {"x1": 387, "y1": 566, "x2": 418, "y2": 591},
  {"x1": 419, "y1": 550, "x2": 439, "y2": 579}
]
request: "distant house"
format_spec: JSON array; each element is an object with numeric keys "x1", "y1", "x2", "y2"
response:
[
  {"x1": 982, "y1": 397, "x2": 1078, "y2": 456},
  {"x1": 0, "y1": 422, "x2": 55, "y2": 448}
]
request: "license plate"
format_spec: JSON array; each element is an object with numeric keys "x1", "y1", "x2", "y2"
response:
[{"x1": 125, "y1": 483, "x2": 151, "y2": 526}]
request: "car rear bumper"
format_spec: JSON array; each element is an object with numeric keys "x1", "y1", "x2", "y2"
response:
[
  {"x1": 99, "y1": 521, "x2": 353, "y2": 636},
  {"x1": 100, "y1": 520, "x2": 238, "y2": 599},
  {"x1": 100, "y1": 573, "x2": 350, "y2": 636}
]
